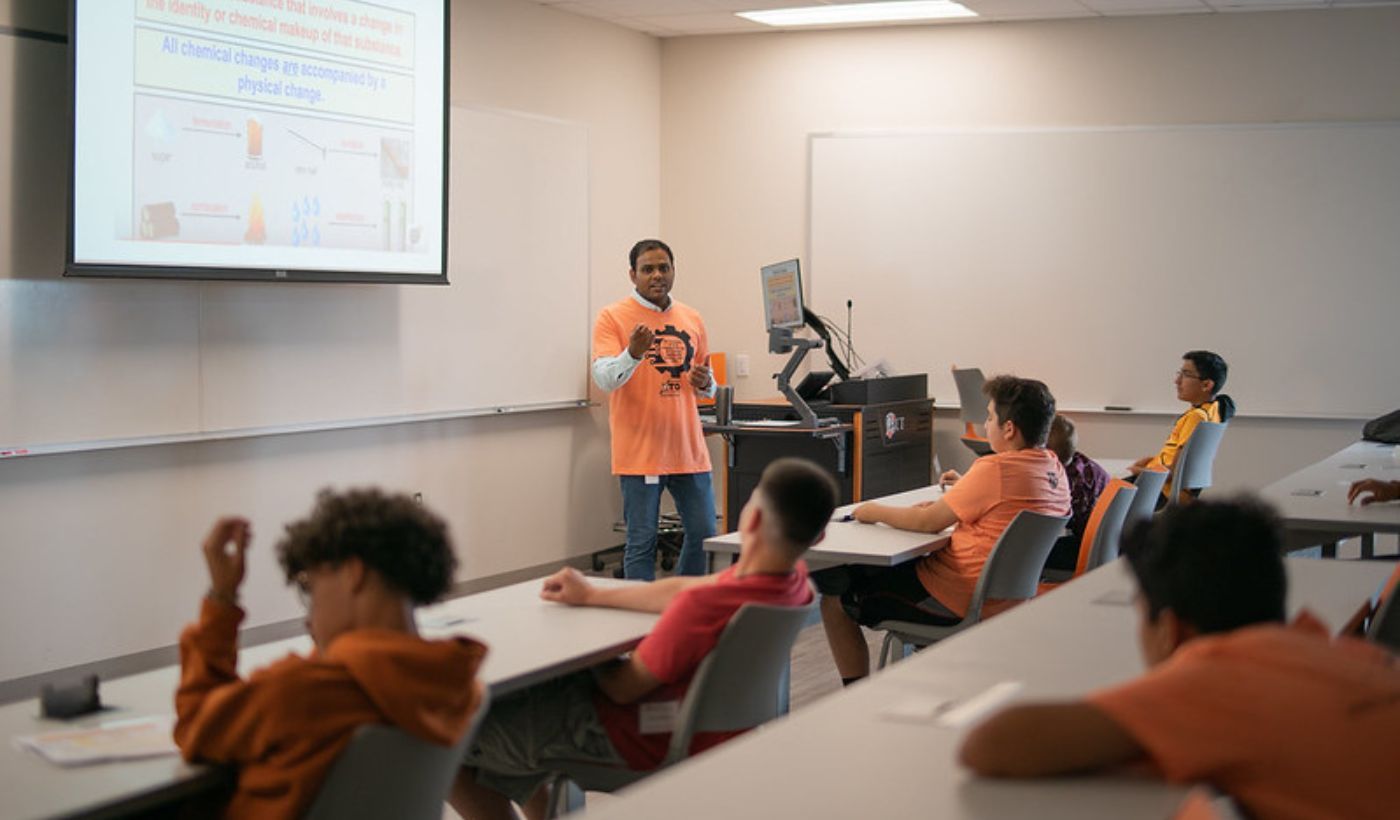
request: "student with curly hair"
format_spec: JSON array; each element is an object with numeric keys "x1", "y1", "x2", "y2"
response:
[{"x1": 173, "y1": 489, "x2": 488, "y2": 820}]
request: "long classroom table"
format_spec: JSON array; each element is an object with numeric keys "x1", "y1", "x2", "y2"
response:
[
  {"x1": 1260, "y1": 441, "x2": 1400, "y2": 557},
  {"x1": 582, "y1": 558, "x2": 1393, "y2": 820},
  {"x1": 1, "y1": 577, "x2": 655, "y2": 820}
]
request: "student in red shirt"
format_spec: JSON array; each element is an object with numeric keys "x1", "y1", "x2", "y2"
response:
[
  {"x1": 960, "y1": 498, "x2": 1400, "y2": 820},
  {"x1": 175, "y1": 489, "x2": 487, "y2": 820},
  {"x1": 449, "y1": 458, "x2": 838, "y2": 820}
]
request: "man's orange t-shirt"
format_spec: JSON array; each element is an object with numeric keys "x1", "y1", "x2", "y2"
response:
[
  {"x1": 593, "y1": 296, "x2": 711, "y2": 476},
  {"x1": 1089, "y1": 613, "x2": 1400, "y2": 820},
  {"x1": 917, "y1": 447, "x2": 1069, "y2": 617}
]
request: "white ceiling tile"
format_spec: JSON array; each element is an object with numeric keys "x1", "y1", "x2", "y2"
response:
[
  {"x1": 1080, "y1": 0, "x2": 1209, "y2": 12},
  {"x1": 960, "y1": 0, "x2": 1095, "y2": 20},
  {"x1": 533, "y1": 0, "x2": 1393, "y2": 35},
  {"x1": 701, "y1": 0, "x2": 828, "y2": 12},
  {"x1": 1205, "y1": 0, "x2": 1328, "y2": 8},
  {"x1": 625, "y1": 11, "x2": 772, "y2": 32}
]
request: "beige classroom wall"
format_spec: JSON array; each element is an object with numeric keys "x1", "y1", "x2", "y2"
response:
[
  {"x1": 659, "y1": 8, "x2": 1397, "y2": 494},
  {"x1": 0, "y1": 0, "x2": 659, "y2": 683}
]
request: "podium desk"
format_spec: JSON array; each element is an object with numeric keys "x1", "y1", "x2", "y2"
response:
[{"x1": 709, "y1": 397, "x2": 934, "y2": 532}]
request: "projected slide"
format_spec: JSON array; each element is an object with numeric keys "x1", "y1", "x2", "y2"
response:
[{"x1": 71, "y1": 0, "x2": 447, "y2": 280}]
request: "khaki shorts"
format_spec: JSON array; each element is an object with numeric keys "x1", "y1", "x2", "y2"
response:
[{"x1": 464, "y1": 672, "x2": 627, "y2": 804}]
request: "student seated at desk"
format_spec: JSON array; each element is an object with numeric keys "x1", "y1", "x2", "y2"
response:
[
  {"x1": 960, "y1": 499, "x2": 1400, "y2": 820},
  {"x1": 174, "y1": 489, "x2": 488, "y2": 820},
  {"x1": 1130, "y1": 350, "x2": 1236, "y2": 499},
  {"x1": 813, "y1": 375, "x2": 1070, "y2": 685},
  {"x1": 449, "y1": 458, "x2": 837, "y2": 820},
  {"x1": 1043, "y1": 413, "x2": 1110, "y2": 572}
]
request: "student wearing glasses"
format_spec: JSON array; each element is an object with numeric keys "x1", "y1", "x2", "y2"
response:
[
  {"x1": 1130, "y1": 350, "x2": 1236, "y2": 499},
  {"x1": 173, "y1": 489, "x2": 487, "y2": 820}
]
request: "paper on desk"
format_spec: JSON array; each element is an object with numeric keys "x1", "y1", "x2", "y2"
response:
[
  {"x1": 876, "y1": 681, "x2": 1024, "y2": 729},
  {"x1": 15, "y1": 715, "x2": 178, "y2": 766}
]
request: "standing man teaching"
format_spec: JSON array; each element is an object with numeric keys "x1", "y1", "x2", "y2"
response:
[{"x1": 592, "y1": 239, "x2": 716, "y2": 580}]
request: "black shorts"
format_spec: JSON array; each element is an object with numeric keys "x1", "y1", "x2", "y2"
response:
[{"x1": 810, "y1": 562, "x2": 961, "y2": 627}]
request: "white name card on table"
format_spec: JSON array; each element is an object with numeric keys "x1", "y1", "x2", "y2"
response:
[{"x1": 16, "y1": 716, "x2": 178, "y2": 767}]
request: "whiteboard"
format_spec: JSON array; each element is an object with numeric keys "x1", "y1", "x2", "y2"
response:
[
  {"x1": 1, "y1": 18, "x2": 589, "y2": 454},
  {"x1": 809, "y1": 124, "x2": 1400, "y2": 419}
]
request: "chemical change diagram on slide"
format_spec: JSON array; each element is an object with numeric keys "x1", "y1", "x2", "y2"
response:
[{"x1": 125, "y1": 0, "x2": 424, "y2": 256}]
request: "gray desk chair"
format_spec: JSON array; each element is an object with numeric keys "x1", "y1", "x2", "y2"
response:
[
  {"x1": 876, "y1": 510, "x2": 1070, "y2": 668},
  {"x1": 1042, "y1": 479, "x2": 1137, "y2": 585},
  {"x1": 1167, "y1": 421, "x2": 1227, "y2": 507},
  {"x1": 543, "y1": 598, "x2": 818, "y2": 818},
  {"x1": 1367, "y1": 565, "x2": 1400, "y2": 651},
  {"x1": 303, "y1": 686, "x2": 490, "y2": 820},
  {"x1": 952, "y1": 367, "x2": 994, "y2": 457},
  {"x1": 1123, "y1": 468, "x2": 1169, "y2": 532}
]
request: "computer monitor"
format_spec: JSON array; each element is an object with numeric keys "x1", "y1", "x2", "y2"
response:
[{"x1": 761, "y1": 259, "x2": 804, "y2": 331}]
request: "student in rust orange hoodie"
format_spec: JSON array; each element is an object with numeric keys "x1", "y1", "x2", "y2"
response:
[{"x1": 174, "y1": 488, "x2": 488, "y2": 820}]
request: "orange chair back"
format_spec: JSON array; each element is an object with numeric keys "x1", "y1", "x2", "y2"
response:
[{"x1": 1073, "y1": 478, "x2": 1136, "y2": 577}]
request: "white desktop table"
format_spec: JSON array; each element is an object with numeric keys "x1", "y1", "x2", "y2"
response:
[
  {"x1": 582, "y1": 558, "x2": 1392, "y2": 820},
  {"x1": 1095, "y1": 458, "x2": 1137, "y2": 479},
  {"x1": 1, "y1": 577, "x2": 655, "y2": 820},
  {"x1": 1259, "y1": 442, "x2": 1400, "y2": 557},
  {"x1": 704, "y1": 485, "x2": 951, "y2": 568}
]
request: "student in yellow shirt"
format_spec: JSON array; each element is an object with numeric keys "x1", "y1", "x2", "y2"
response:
[{"x1": 1130, "y1": 350, "x2": 1235, "y2": 498}]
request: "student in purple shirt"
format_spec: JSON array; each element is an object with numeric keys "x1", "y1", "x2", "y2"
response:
[{"x1": 1043, "y1": 414, "x2": 1110, "y2": 572}]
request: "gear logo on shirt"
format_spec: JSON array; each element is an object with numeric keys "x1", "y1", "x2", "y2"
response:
[
  {"x1": 1046, "y1": 471, "x2": 1061, "y2": 490},
  {"x1": 645, "y1": 324, "x2": 695, "y2": 378}
]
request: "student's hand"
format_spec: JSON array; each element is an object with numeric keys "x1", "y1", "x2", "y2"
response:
[
  {"x1": 626, "y1": 325, "x2": 654, "y2": 359},
  {"x1": 1347, "y1": 479, "x2": 1400, "y2": 506},
  {"x1": 939, "y1": 469, "x2": 962, "y2": 487},
  {"x1": 202, "y1": 517, "x2": 251, "y2": 605},
  {"x1": 541, "y1": 567, "x2": 595, "y2": 606},
  {"x1": 852, "y1": 503, "x2": 883, "y2": 524},
  {"x1": 688, "y1": 360, "x2": 713, "y2": 391}
]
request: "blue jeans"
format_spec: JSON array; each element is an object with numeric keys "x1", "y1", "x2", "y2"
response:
[{"x1": 619, "y1": 472, "x2": 716, "y2": 580}]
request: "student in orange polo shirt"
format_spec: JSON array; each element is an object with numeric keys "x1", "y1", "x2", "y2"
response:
[
  {"x1": 592, "y1": 239, "x2": 716, "y2": 580},
  {"x1": 174, "y1": 489, "x2": 487, "y2": 820},
  {"x1": 960, "y1": 498, "x2": 1400, "y2": 820},
  {"x1": 814, "y1": 375, "x2": 1070, "y2": 685}
]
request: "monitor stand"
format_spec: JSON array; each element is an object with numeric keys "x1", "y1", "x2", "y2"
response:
[{"x1": 768, "y1": 327, "x2": 836, "y2": 428}]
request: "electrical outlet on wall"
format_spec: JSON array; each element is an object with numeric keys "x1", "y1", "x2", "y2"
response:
[{"x1": 734, "y1": 354, "x2": 750, "y2": 377}]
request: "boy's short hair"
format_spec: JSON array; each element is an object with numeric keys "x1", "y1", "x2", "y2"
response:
[
  {"x1": 1122, "y1": 497, "x2": 1286, "y2": 635},
  {"x1": 1183, "y1": 350, "x2": 1228, "y2": 396},
  {"x1": 757, "y1": 458, "x2": 839, "y2": 552},
  {"x1": 277, "y1": 488, "x2": 457, "y2": 605},
  {"x1": 628, "y1": 239, "x2": 673, "y2": 270},
  {"x1": 983, "y1": 375, "x2": 1057, "y2": 447},
  {"x1": 1046, "y1": 414, "x2": 1077, "y2": 465}
]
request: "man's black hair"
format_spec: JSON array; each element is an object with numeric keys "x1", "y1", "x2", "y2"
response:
[
  {"x1": 757, "y1": 457, "x2": 839, "y2": 552},
  {"x1": 277, "y1": 488, "x2": 457, "y2": 605},
  {"x1": 628, "y1": 239, "x2": 674, "y2": 270},
  {"x1": 983, "y1": 375, "x2": 1057, "y2": 447},
  {"x1": 1122, "y1": 497, "x2": 1287, "y2": 635}
]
